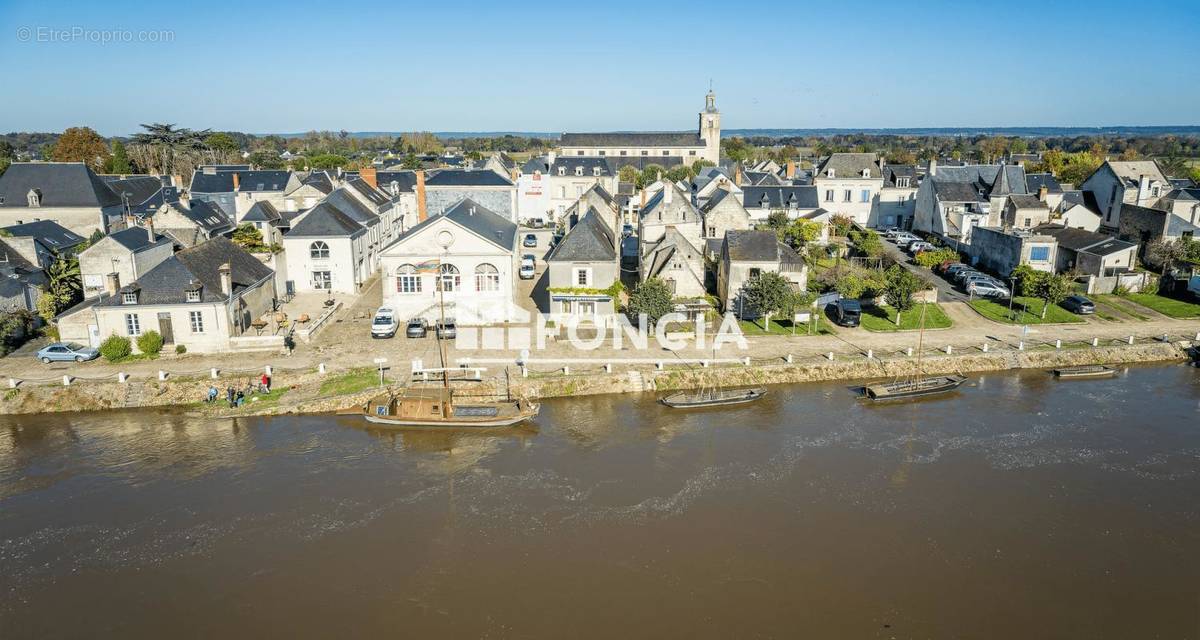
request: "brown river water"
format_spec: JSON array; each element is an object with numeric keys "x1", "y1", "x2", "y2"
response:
[{"x1": 2, "y1": 365, "x2": 1199, "y2": 639}]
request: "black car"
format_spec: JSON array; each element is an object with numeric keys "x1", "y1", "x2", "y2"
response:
[
  {"x1": 1060, "y1": 295, "x2": 1096, "y2": 314},
  {"x1": 831, "y1": 298, "x2": 861, "y2": 327},
  {"x1": 405, "y1": 318, "x2": 428, "y2": 338}
]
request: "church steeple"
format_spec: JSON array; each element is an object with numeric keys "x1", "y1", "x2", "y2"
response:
[{"x1": 699, "y1": 87, "x2": 721, "y2": 164}]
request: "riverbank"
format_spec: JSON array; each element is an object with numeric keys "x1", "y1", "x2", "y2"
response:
[{"x1": 0, "y1": 339, "x2": 1191, "y2": 417}]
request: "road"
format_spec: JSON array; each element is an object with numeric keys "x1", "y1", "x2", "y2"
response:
[{"x1": 880, "y1": 236, "x2": 970, "y2": 303}]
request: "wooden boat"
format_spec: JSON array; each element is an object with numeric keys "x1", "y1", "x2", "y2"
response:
[
  {"x1": 1053, "y1": 365, "x2": 1117, "y2": 379},
  {"x1": 864, "y1": 375, "x2": 966, "y2": 400},
  {"x1": 357, "y1": 388, "x2": 538, "y2": 428},
  {"x1": 660, "y1": 387, "x2": 766, "y2": 409}
]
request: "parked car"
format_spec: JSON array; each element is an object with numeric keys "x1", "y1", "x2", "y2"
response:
[
  {"x1": 962, "y1": 274, "x2": 1003, "y2": 289},
  {"x1": 893, "y1": 232, "x2": 920, "y2": 247},
  {"x1": 523, "y1": 233, "x2": 538, "y2": 247},
  {"x1": 880, "y1": 227, "x2": 899, "y2": 238},
  {"x1": 968, "y1": 281, "x2": 1011, "y2": 299},
  {"x1": 943, "y1": 263, "x2": 972, "y2": 279},
  {"x1": 371, "y1": 307, "x2": 398, "y2": 338},
  {"x1": 908, "y1": 241, "x2": 935, "y2": 254},
  {"x1": 519, "y1": 256, "x2": 536, "y2": 279},
  {"x1": 405, "y1": 318, "x2": 428, "y2": 338},
  {"x1": 436, "y1": 318, "x2": 457, "y2": 340},
  {"x1": 953, "y1": 269, "x2": 985, "y2": 284},
  {"x1": 831, "y1": 298, "x2": 861, "y2": 327},
  {"x1": 1060, "y1": 295, "x2": 1096, "y2": 314},
  {"x1": 36, "y1": 342, "x2": 99, "y2": 364}
]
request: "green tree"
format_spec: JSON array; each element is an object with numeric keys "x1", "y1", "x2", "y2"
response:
[
  {"x1": 205, "y1": 132, "x2": 240, "y2": 153},
  {"x1": 691, "y1": 159, "x2": 715, "y2": 174},
  {"x1": 780, "y1": 220, "x2": 821, "y2": 249},
  {"x1": 627, "y1": 278, "x2": 674, "y2": 327},
  {"x1": 309, "y1": 153, "x2": 349, "y2": 170},
  {"x1": 740, "y1": 271, "x2": 793, "y2": 325},
  {"x1": 106, "y1": 140, "x2": 133, "y2": 173},
  {"x1": 51, "y1": 126, "x2": 108, "y2": 171},
  {"x1": 231, "y1": 223, "x2": 267, "y2": 252},
  {"x1": 46, "y1": 256, "x2": 82, "y2": 311},
  {"x1": 35, "y1": 292, "x2": 59, "y2": 325},
  {"x1": 249, "y1": 151, "x2": 285, "y2": 169},
  {"x1": 401, "y1": 153, "x2": 422, "y2": 170},
  {"x1": 128, "y1": 123, "x2": 211, "y2": 176},
  {"x1": 637, "y1": 164, "x2": 667, "y2": 189},
  {"x1": 766, "y1": 211, "x2": 789, "y2": 229},
  {"x1": 834, "y1": 273, "x2": 866, "y2": 299},
  {"x1": 1032, "y1": 272, "x2": 1073, "y2": 318},
  {"x1": 617, "y1": 165, "x2": 639, "y2": 185},
  {"x1": 829, "y1": 213, "x2": 853, "y2": 237},
  {"x1": 0, "y1": 157, "x2": 9, "y2": 178},
  {"x1": 882, "y1": 265, "x2": 922, "y2": 325}
]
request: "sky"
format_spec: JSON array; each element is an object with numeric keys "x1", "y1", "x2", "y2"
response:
[{"x1": 1, "y1": 0, "x2": 1198, "y2": 136}]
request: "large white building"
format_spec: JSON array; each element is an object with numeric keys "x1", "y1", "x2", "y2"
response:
[{"x1": 558, "y1": 91, "x2": 721, "y2": 166}]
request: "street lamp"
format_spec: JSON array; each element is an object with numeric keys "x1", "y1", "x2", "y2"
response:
[{"x1": 1007, "y1": 277, "x2": 1016, "y2": 321}]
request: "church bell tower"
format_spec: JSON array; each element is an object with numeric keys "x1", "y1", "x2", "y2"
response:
[{"x1": 699, "y1": 88, "x2": 721, "y2": 164}]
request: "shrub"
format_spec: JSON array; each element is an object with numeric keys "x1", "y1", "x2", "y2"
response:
[
  {"x1": 0, "y1": 310, "x2": 37, "y2": 357},
  {"x1": 914, "y1": 247, "x2": 960, "y2": 268},
  {"x1": 175, "y1": 344, "x2": 187, "y2": 354},
  {"x1": 136, "y1": 330, "x2": 164, "y2": 355},
  {"x1": 99, "y1": 335, "x2": 132, "y2": 362}
]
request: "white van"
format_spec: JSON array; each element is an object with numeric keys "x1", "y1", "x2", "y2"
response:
[{"x1": 371, "y1": 307, "x2": 398, "y2": 338}]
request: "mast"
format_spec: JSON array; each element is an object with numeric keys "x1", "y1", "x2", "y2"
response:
[
  {"x1": 437, "y1": 259, "x2": 450, "y2": 392},
  {"x1": 912, "y1": 301, "x2": 928, "y2": 384}
]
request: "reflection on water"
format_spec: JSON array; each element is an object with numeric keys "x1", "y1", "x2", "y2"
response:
[{"x1": 1, "y1": 365, "x2": 1199, "y2": 639}]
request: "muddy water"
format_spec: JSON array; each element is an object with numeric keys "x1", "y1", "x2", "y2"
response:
[{"x1": 1, "y1": 365, "x2": 1199, "y2": 638}]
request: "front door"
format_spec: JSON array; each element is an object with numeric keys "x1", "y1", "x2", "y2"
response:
[{"x1": 157, "y1": 312, "x2": 175, "y2": 344}]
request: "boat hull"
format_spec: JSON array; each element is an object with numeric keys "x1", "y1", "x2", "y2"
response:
[
  {"x1": 1053, "y1": 366, "x2": 1116, "y2": 379},
  {"x1": 864, "y1": 376, "x2": 967, "y2": 401},
  {"x1": 363, "y1": 409, "x2": 538, "y2": 428},
  {"x1": 660, "y1": 388, "x2": 766, "y2": 409}
]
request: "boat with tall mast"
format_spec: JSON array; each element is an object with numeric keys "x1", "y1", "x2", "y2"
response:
[
  {"x1": 659, "y1": 345, "x2": 766, "y2": 409},
  {"x1": 863, "y1": 301, "x2": 966, "y2": 401}
]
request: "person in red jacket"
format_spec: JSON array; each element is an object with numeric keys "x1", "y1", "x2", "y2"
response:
[{"x1": 260, "y1": 372, "x2": 271, "y2": 393}]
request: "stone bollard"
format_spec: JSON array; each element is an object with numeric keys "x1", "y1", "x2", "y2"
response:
[
  {"x1": 827, "y1": 352, "x2": 835, "y2": 361},
  {"x1": 786, "y1": 354, "x2": 793, "y2": 364},
  {"x1": 945, "y1": 345, "x2": 953, "y2": 355},
  {"x1": 158, "y1": 370, "x2": 168, "y2": 381},
  {"x1": 1092, "y1": 337, "x2": 1099, "y2": 347},
  {"x1": 562, "y1": 366, "x2": 569, "y2": 375},
  {"x1": 8, "y1": 378, "x2": 16, "y2": 389},
  {"x1": 318, "y1": 362, "x2": 327, "y2": 374},
  {"x1": 866, "y1": 349, "x2": 873, "y2": 360},
  {"x1": 521, "y1": 366, "x2": 528, "y2": 378},
  {"x1": 1018, "y1": 341, "x2": 1025, "y2": 351},
  {"x1": 62, "y1": 375, "x2": 71, "y2": 386},
  {"x1": 1128, "y1": 335, "x2": 1135, "y2": 345},
  {"x1": 702, "y1": 360, "x2": 709, "y2": 368},
  {"x1": 118, "y1": 372, "x2": 128, "y2": 383},
  {"x1": 210, "y1": 368, "x2": 219, "y2": 379},
  {"x1": 657, "y1": 361, "x2": 664, "y2": 370},
  {"x1": 265, "y1": 365, "x2": 273, "y2": 376},
  {"x1": 982, "y1": 343, "x2": 989, "y2": 353},
  {"x1": 1055, "y1": 339, "x2": 1062, "y2": 349},
  {"x1": 907, "y1": 347, "x2": 914, "y2": 357},
  {"x1": 1161, "y1": 333, "x2": 1170, "y2": 343},
  {"x1": 1195, "y1": 331, "x2": 1200, "y2": 341},
  {"x1": 604, "y1": 363, "x2": 612, "y2": 373},
  {"x1": 743, "y1": 356, "x2": 751, "y2": 366}
]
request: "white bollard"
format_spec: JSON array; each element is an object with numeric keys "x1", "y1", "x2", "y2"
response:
[
  {"x1": 158, "y1": 370, "x2": 167, "y2": 381},
  {"x1": 1092, "y1": 337, "x2": 1099, "y2": 347},
  {"x1": 866, "y1": 349, "x2": 873, "y2": 359},
  {"x1": 562, "y1": 366, "x2": 569, "y2": 375},
  {"x1": 211, "y1": 368, "x2": 219, "y2": 379},
  {"x1": 1195, "y1": 332, "x2": 1200, "y2": 341},
  {"x1": 318, "y1": 362, "x2": 327, "y2": 374},
  {"x1": 743, "y1": 356, "x2": 751, "y2": 366},
  {"x1": 827, "y1": 352, "x2": 835, "y2": 361},
  {"x1": 907, "y1": 347, "x2": 914, "y2": 357},
  {"x1": 7, "y1": 378, "x2": 16, "y2": 388},
  {"x1": 62, "y1": 375, "x2": 71, "y2": 386},
  {"x1": 656, "y1": 361, "x2": 664, "y2": 370},
  {"x1": 1055, "y1": 339, "x2": 1062, "y2": 349},
  {"x1": 702, "y1": 360, "x2": 709, "y2": 368},
  {"x1": 1128, "y1": 335, "x2": 1135, "y2": 345},
  {"x1": 786, "y1": 354, "x2": 793, "y2": 364},
  {"x1": 604, "y1": 363, "x2": 612, "y2": 373},
  {"x1": 1018, "y1": 341, "x2": 1025, "y2": 351},
  {"x1": 945, "y1": 345, "x2": 953, "y2": 355},
  {"x1": 982, "y1": 343, "x2": 989, "y2": 353},
  {"x1": 521, "y1": 366, "x2": 528, "y2": 378},
  {"x1": 118, "y1": 372, "x2": 128, "y2": 383},
  {"x1": 265, "y1": 365, "x2": 272, "y2": 376}
]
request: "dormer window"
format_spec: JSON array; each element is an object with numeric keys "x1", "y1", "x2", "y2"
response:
[
  {"x1": 574, "y1": 166, "x2": 583, "y2": 177},
  {"x1": 592, "y1": 167, "x2": 601, "y2": 177},
  {"x1": 861, "y1": 169, "x2": 870, "y2": 178},
  {"x1": 826, "y1": 169, "x2": 835, "y2": 178},
  {"x1": 26, "y1": 189, "x2": 41, "y2": 207},
  {"x1": 1151, "y1": 185, "x2": 1161, "y2": 198},
  {"x1": 557, "y1": 167, "x2": 566, "y2": 176},
  {"x1": 897, "y1": 177, "x2": 911, "y2": 188},
  {"x1": 185, "y1": 288, "x2": 202, "y2": 302},
  {"x1": 122, "y1": 291, "x2": 138, "y2": 305}
]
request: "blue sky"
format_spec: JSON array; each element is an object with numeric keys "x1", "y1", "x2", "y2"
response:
[{"x1": 1, "y1": 0, "x2": 1198, "y2": 136}]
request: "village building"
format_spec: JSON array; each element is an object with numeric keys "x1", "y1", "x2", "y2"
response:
[
  {"x1": 874, "y1": 165, "x2": 919, "y2": 229},
  {"x1": 79, "y1": 224, "x2": 174, "y2": 299},
  {"x1": 1079, "y1": 160, "x2": 1170, "y2": 231},
  {"x1": 641, "y1": 226, "x2": 707, "y2": 300},
  {"x1": 188, "y1": 166, "x2": 297, "y2": 219},
  {"x1": 638, "y1": 181, "x2": 703, "y2": 249},
  {"x1": 281, "y1": 188, "x2": 380, "y2": 295},
  {"x1": 0, "y1": 162, "x2": 125, "y2": 235},
  {"x1": 545, "y1": 205, "x2": 620, "y2": 324},
  {"x1": 717, "y1": 230, "x2": 808, "y2": 316},
  {"x1": 151, "y1": 199, "x2": 234, "y2": 248},
  {"x1": 812, "y1": 153, "x2": 884, "y2": 225},
  {"x1": 422, "y1": 168, "x2": 517, "y2": 222},
  {"x1": 913, "y1": 162, "x2": 1029, "y2": 248},
  {"x1": 559, "y1": 90, "x2": 721, "y2": 165},
  {"x1": 102, "y1": 175, "x2": 179, "y2": 217}
]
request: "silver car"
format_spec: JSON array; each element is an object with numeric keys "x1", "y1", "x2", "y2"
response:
[{"x1": 36, "y1": 342, "x2": 100, "y2": 364}]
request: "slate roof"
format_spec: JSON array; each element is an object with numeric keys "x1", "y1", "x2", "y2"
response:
[
  {"x1": 241, "y1": 200, "x2": 283, "y2": 224},
  {"x1": 323, "y1": 187, "x2": 381, "y2": 224},
  {"x1": 189, "y1": 169, "x2": 292, "y2": 193},
  {"x1": 546, "y1": 208, "x2": 616, "y2": 262},
  {"x1": 0, "y1": 163, "x2": 122, "y2": 208},
  {"x1": 1025, "y1": 173, "x2": 1063, "y2": 195},
  {"x1": 644, "y1": 227, "x2": 705, "y2": 282},
  {"x1": 723, "y1": 229, "x2": 801, "y2": 262},
  {"x1": 159, "y1": 200, "x2": 233, "y2": 233},
  {"x1": 103, "y1": 176, "x2": 166, "y2": 205},
  {"x1": 98, "y1": 236, "x2": 272, "y2": 306},
  {"x1": 931, "y1": 165, "x2": 1028, "y2": 202},
  {"x1": 1060, "y1": 190, "x2": 1086, "y2": 208},
  {"x1": 604, "y1": 156, "x2": 685, "y2": 170},
  {"x1": 883, "y1": 165, "x2": 918, "y2": 187},
  {"x1": 0, "y1": 238, "x2": 40, "y2": 272},
  {"x1": 425, "y1": 168, "x2": 514, "y2": 187},
  {"x1": 1033, "y1": 225, "x2": 1137, "y2": 256},
  {"x1": 300, "y1": 171, "x2": 334, "y2": 195},
  {"x1": 549, "y1": 156, "x2": 613, "y2": 177},
  {"x1": 640, "y1": 183, "x2": 700, "y2": 224},
  {"x1": 105, "y1": 226, "x2": 172, "y2": 253},
  {"x1": 286, "y1": 201, "x2": 367, "y2": 238},
  {"x1": 377, "y1": 171, "x2": 418, "y2": 194},
  {"x1": 396, "y1": 198, "x2": 516, "y2": 251},
  {"x1": 1102, "y1": 160, "x2": 1170, "y2": 187},
  {"x1": 815, "y1": 153, "x2": 881, "y2": 179},
  {"x1": 1007, "y1": 194, "x2": 1049, "y2": 210},
  {"x1": 1, "y1": 220, "x2": 86, "y2": 251},
  {"x1": 741, "y1": 186, "x2": 819, "y2": 209},
  {"x1": 933, "y1": 180, "x2": 988, "y2": 203},
  {"x1": 344, "y1": 179, "x2": 392, "y2": 209},
  {"x1": 560, "y1": 132, "x2": 704, "y2": 148}
]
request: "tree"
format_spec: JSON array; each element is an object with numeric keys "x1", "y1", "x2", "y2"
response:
[
  {"x1": 249, "y1": 151, "x2": 285, "y2": 169},
  {"x1": 36, "y1": 292, "x2": 58, "y2": 325},
  {"x1": 849, "y1": 229, "x2": 883, "y2": 257},
  {"x1": 741, "y1": 271, "x2": 793, "y2": 325},
  {"x1": 638, "y1": 164, "x2": 667, "y2": 189},
  {"x1": 780, "y1": 219, "x2": 821, "y2": 249},
  {"x1": 105, "y1": 140, "x2": 132, "y2": 174},
  {"x1": 1146, "y1": 237, "x2": 1197, "y2": 276},
  {"x1": 882, "y1": 265, "x2": 922, "y2": 325},
  {"x1": 46, "y1": 256, "x2": 81, "y2": 312},
  {"x1": 829, "y1": 213, "x2": 853, "y2": 237},
  {"x1": 204, "y1": 132, "x2": 242, "y2": 165},
  {"x1": 128, "y1": 123, "x2": 211, "y2": 176},
  {"x1": 401, "y1": 153, "x2": 422, "y2": 170},
  {"x1": 99, "y1": 335, "x2": 132, "y2": 362},
  {"x1": 51, "y1": 127, "x2": 108, "y2": 171},
  {"x1": 231, "y1": 223, "x2": 267, "y2": 252},
  {"x1": 308, "y1": 153, "x2": 349, "y2": 170},
  {"x1": 627, "y1": 278, "x2": 674, "y2": 327},
  {"x1": 691, "y1": 159, "x2": 715, "y2": 174},
  {"x1": 1032, "y1": 272, "x2": 1073, "y2": 318},
  {"x1": 834, "y1": 273, "x2": 867, "y2": 299},
  {"x1": 617, "y1": 165, "x2": 639, "y2": 185},
  {"x1": 766, "y1": 211, "x2": 789, "y2": 229},
  {"x1": 136, "y1": 330, "x2": 164, "y2": 356}
]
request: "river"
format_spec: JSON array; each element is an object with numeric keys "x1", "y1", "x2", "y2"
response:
[{"x1": 2, "y1": 365, "x2": 1199, "y2": 638}]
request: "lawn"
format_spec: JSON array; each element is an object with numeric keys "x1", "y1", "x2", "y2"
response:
[
  {"x1": 319, "y1": 367, "x2": 384, "y2": 396},
  {"x1": 860, "y1": 304, "x2": 953, "y2": 332},
  {"x1": 1092, "y1": 295, "x2": 1150, "y2": 321},
  {"x1": 968, "y1": 296, "x2": 1084, "y2": 325},
  {"x1": 1121, "y1": 293, "x2": 1200, "y2": 318},
  {"x1": 738, "y1": 317, "x2": 834, "y2": 336}
]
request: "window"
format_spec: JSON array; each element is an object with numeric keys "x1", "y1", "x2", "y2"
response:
[
  {"x1": 662, "y1": 151, "x2": 670, "y2": 156},
  {"x1": 189, "y1": 310, "x2": 204, "y2": 333},
  {"x1": 748, "y1": 268, "x2": 761, "y2": 280},
  {"x1": 689, "y1": 150, "x2": 697, "y2": 156},
  {"x1": 897, "y1": 177, "x2": 910, "y2": 188},
  {"x1": 592, "y1": 167, "x2": 601, "y2": 177},
  {"x1": 598, "y1": 150, "x2": 605, "y2": 156},
  {"x1": 1029, "y1": 246, "x2": 1051, "y2": 262},
  {"x1": 574, "y1": 267, "x2": 592, "y2": 287},
  {"x1": 312, "y1": 271, "x2": 332, "y2": 289},
  {"x1": 575, "y1": 166, "x2": 583, "y2": 176},
  {"x1": 438, "y1": 263, "x2": 460, "y2": 292},
  {"x1": 860, "y1": 189, "x2": 871, "y2": 203},
  {"x1": 558, "y1": 167, "x2": 566, "y2": 176},
  {"x1": 1151, "y1": 186, "x2": 1161, "y2": 198},
  {"x1": 125, "y1": 313, "x2": 141, "y2": 336},
  {"x1": 843, "y1": 190, "x2": 852, "y2": 203},
  {"x1": 578, "y1": 301, "x2": 596, "y2": 315},
  {"x1": 1023, "y1": 217, "x2": 1032, "y2": 227},
  {"x1": 396, "y1": 264, "x2": 422, "y2": 293},
  {"x1": 620, "y1": 150, "x2": 627, "y2": 156},
  {"x1": 122, "y1": 292, "x2": 137, "y2": 305},
  {"x1": 575, "y1": 186, "x2": 583, "y2": 197},
  {"x1": 559, "y1": 186, "x2": 567, "y2": 198},
  {"x1": 825, "y1": 189, "x2": 834, "y2": 202},
  {"x1": 185, "y1": 289, "x2": 201, "y2": 302},
  {"x1": 474, "y1": 263, "x2": 500, "y2": 292},
  {"x1": 641, "y1": 150, "x2": 648, "y2": 156},
  {"x1": 576, "y1": 150, "x2": 584, "y2": 156},
  {"x1": 310, "y1": 241, "x2": 330, "y2": 259}
]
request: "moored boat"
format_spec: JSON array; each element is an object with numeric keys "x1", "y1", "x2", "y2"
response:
[
  {"x1": 358, "y1": 388, "x2": 539, "y2": 428},
  {"x1": 660, "y1": 387, "x2": 766, "y2": 409},
  {"x1": 864, "y1": 375, "x2": 966, "y2": 400},
  {"x1": 1053, "y1": 365, "x2": 1117, "y2": 379}
]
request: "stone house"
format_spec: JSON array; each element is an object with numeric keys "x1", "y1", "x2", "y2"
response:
[
  {"x1": 151, "y1": 200, "x2": 235, "y2": 247},
  {"x1": 739, "y1": 185, "x2": 821, "y2": 223},
  {"x1": 699, "y1": 187, "x2": 752, "y2": 243},
  {"x1": 967, "y1": 227, "x2": 1057, "y2": 277},
  {"x1": 1079, "y1": 160, "x2": 1170, "y2": 231},
  {"x1": 1033, "y1": 225, "x2": 1138, "y2": 278},
  {"x1": 813, "y1": 153, "x2": 884, "y2": 225},
  {"x1": 717, "y1": 230, "x2": 808, "y2": 315},
  {"x1": 422, "y1": 168, "x2": 517, "y2": 222},
  {"x1": 874, "y1": 165, "x2": 919, "y2": 229},
  {"x1": 545, "y1": 206, "x2": 620, "y2": 324},
  {"x1": 281, "y1": 191, "x2": 379, "y2": 296},
  {"x1": 102, "y1": 175, "x2": 179, "y2": 217},
  {"x1": 0, "y1": 162, "x2": 126, "y2": 235},
  {"x1": 641, "y1": 226, "x2": 707, "y2": 300},
  {"x1": 78, "y1": 224, "x2": 174, "y2": 299},
  {"x1": 188, "y1": 166, "x2": 297, "y2": 219},
  {"x1": 1002, "y1": 194, "x2": 1052, "y2": 229},
  {"x1": 913, "y1": 162, "x2": 1029, "y2": 248},
  {"x1": 639, "y1": 181, "x2": 702, "y2": 249}
]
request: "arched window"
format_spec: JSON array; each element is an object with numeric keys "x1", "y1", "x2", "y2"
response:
[
  {"x1": 438, "y1": 263, "x2": 460, "y2": 292},
  {"x1": 474, "y1": 263, "x2": 500, "y2": 292},
  {"x1": 310, "y1": 241, "x2": 329, "y2": 259},
  {"x1": 396, "y1": 263, "x2": 421, "y2": 294}
]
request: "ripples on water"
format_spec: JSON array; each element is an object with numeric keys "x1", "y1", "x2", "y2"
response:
[{"x1": 1, "y1": 364, "x2": 1199, "y2": 638}]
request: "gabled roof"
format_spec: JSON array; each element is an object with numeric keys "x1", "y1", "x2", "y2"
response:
[
  {"x1": 723, "y1": 229, "x2": 802, "y2": 262},
  {"x1": 376, "y1": 171, "x2": 418, "y2": 194},
  {"x1": 286, "y1": 201, "x2": 366, "y2": 238},
  {"x1": 1100, "y1": 160, "x2": 1170, "y2": 187},
  {"x1": 103, "y1": 175, "x2": 166, "y2": 205},
  {"x1": 323, "y1": 187, "x2": 380, "y2": 224},
  {"x1": 392, "y1": 198, "x2": 516, "y2": 251},
  {"x1": 344, "y1": 179, "x2": 391, "y2": 208},
  {"x1": 1033, "y1": 225, "x2": 1136, "y2": 255},
  {"x1": 241, "y1": 200, "x2": 282, "y2": 224},
  {"x1": 189, "y1": 169, "x2": 292, "y2": 193},
  {"x1": 0, "y1": 162, "x2": 122, "y2": 208},
  {"x1": 560, "y1": 132, "x2": 704, "y2": 147},
  {"x1": 546, "y1": 208, "x2": 616, "y2": 262},
  {"x1": 1, "y1": 220, "x2": 86, "y2": 251},
  {"x1": 300, "y1": 171, "x2": 334, "y2": 195},
  {"x1": 741, "y1": 185, "x2": 819, "y2": 209},
  {"x1": 640, "y1": 183, "x2": 699, "y2": 224},
  {"x1": 425, "y1": 168, "x2": 514, "y2": 187},
  {"x1": 1025, "y1": 173, "x2": 1063, "y2": 195},
  {"x1": 644, "y1": 226, "x2": 704, "y2": 280},
  {"x1": 159, "y1": 200, "x2": 233, "y2": 233},
  {"x1": 97, "y1": 236, "x2": 272, "y2": 306},
  {"x1": 816, "y1": 153, "x2": 881, "y2": 179},
  {"x1": 0, "y1": 238, "x2": 40, "y2": 272},
  {"x1": 104, "y1": 225, "x2": 172, "y2": 253},
  {"x1": 1007, "y1": 194, "x2": 1049, "y2": 210}
]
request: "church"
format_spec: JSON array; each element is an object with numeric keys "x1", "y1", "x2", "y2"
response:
[{"x1": 558, "y1": 91, "x2": 721, "y2": 165}]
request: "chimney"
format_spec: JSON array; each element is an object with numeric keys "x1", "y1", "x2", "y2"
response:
[
  {"x1": 172, "y1": 174, "x2": 183, "y2": 188},
  {"x1": 928, "y1": 158, "x2": 938, "y2": 176},
  {"x1": 232, "y1": 172, "x2": 240, "y2": 191},
  {"x1": 547, "y1": 151, "x2": 556, "y2": 166},
  {"x1": 416, "y1": 170, "x2": 427, "y2": 222},
  {"x1": 361, "y1": 167, "x2": 377, "y2": 189},
  {"x1": 1037, "y1": 184, "x2": 1048, "y2": 202},
  {"x1": 509, "y1": 168, "x2": 520, "y2": 182},
  {"x1": 105, "y1": 272, "x2": 121, "y2": 297},
  {"x1": 734, "y1": 165, "x2": 743, "y2": 186},
  {"x1": 664, "y1": 183, "x2": 673, "y2": 205},
  {"x1": 640, "y1": 187, "x2": 647, "y2": 210},
  {"x1": 203, "y1": 166, "x2": 216, "y2": 175},
  {"x1": 1137, "y1": 174, "x2": 1150, "y2": 204},
  {"x1": 218, "y1": 263, "x2": 232, "y2": 297},
  {"x1": 145, "y1": 217, "x2": 155, "y2": 243},
  {"x1": 785, "y1": 161, "x2": 795, "y2": 179}
]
